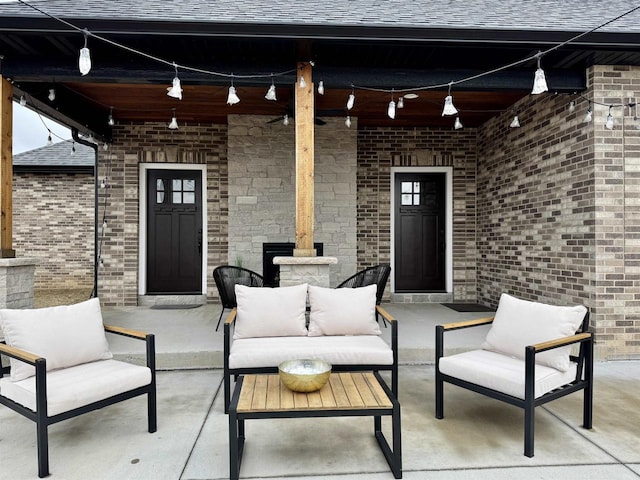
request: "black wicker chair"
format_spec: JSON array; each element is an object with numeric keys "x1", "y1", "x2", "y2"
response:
[
  {"x1": 337, "y1": 264, "x2": 391, "y2": 323},
  {"x1": 213, "y1": 266, "x2": 265, "y2": 331}
]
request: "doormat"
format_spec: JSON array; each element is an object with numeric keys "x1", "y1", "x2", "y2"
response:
[
  {"x1": 150, "y1": 304, "x2": 202, "y2": 310},
  {"x1": 441, "y1": 303, "x2": 495, "y2": 313}
]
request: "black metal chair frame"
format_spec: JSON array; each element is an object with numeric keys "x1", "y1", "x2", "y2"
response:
[
  {"x1": 0, "y1": 326, "x2": 157, "y2": 478},
  {"x1": 337, "y1": 264, "x2": 391, "y2": 324},
  {"x1": 213, "y1": 265, "x2": 265, "y2": 331},
  {"x1": 435, "y1": 311, "x2": 593, "y2": 458}
]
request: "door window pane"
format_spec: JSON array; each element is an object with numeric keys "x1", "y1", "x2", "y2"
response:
[
  {"x1": 183, "y1": 192, "x2": 195, "y2": 204},
  {"x1": 183, "y1": 179, "x2": 195, "y2": 192},
  {"x1": 401, "y1": 182, "x2": 412, "y2": 193},
  {"x1": 156, "y1": 179, "x2": 165, "y2": 204},
  {"x1": 172, "y1": 192, "x2": 182, "y2": 204},
  {"x1": 414, "y1": 194, "x2": 420, "y2": 205},
  {"x1": 401, "y1": 194, "x2": 412, "y2": 205}
]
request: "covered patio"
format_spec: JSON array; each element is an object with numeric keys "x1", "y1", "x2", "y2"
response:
[
  {"x1": 1, "y1": 302, "x2": 639, "y2": 479},
  {"x1": 1, "y1": 2, "x2": 640, "y2": 360}
]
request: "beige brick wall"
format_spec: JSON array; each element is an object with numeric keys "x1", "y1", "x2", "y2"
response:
[{"x1": 13, "y1": 172, "x2": 95, "y2": 289}]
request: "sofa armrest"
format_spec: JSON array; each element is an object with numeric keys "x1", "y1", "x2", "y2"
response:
[
  {"x1": 104, "y1": 324, "x2": 148, "y2": 340},
  {"x1": 376, "y1": 305, "x2": 396, "y2": 325},
  {"x1": 531, "y1": 332, "x2": 592, "y2": 353},
  {"x1": 0, "y1": 342, "x2": 42, "y2": 366},
  {"x1": 224, "y1": 308, "x2": 237, "y2": 326},
  {"x1": 104, "y1": 325, "x2": 156, "y2": 373},
  {"x1": 439, "y1": 316, "x2": 494, "y2": 332}
]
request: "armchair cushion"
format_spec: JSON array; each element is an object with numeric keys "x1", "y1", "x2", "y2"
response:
[
  {"x1": 0, "y1": 298, "x2": 113, "y2": 382},
  {"x1": 234, "y1": 283, "x2": 308, "y2": 339},
  {"x1": 438, "y1": 349, "x2": 578, "y2": 399},
  {"x1": 307, "y1": 284, "x2": 380, "y2": 336},
  {"x1": 481, "y1": 293, "x2": 587, "y2": 372}
]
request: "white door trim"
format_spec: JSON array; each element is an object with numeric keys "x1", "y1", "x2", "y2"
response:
[
  {"x1": 138, "y1": 163, "x2": 208, "y2": 295},
  {"x1": 390, "y1": 166, "x2": 453, "y2": 294}
]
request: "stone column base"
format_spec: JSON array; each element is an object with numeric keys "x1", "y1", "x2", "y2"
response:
[
  {"x1": 273, "y1": 256, "x2": 338, "y2": 287},
  {"x1": 0, "y1": 257, "x2": 37, "y2": 309}
]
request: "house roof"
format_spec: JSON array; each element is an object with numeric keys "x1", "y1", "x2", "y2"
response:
[
  {"x1": 1, "y1": 1, "x2": 639, "y2": 135},
  {"x1": 14, "y1": 139, "x2": 95, "y2": 173}
]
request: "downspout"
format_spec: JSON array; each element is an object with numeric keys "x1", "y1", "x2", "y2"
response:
[{"x1": 71, "y1": 128, "x2": 99, "y2": 298}]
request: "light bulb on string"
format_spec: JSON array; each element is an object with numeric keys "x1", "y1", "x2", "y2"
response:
[
  {"x1": 99, "y1": 257, "x2": 104, "y2": 268},
  {"x1": 531, "y1": 52, "x2": 548, "y2": 95},
  {"x1": 569, "y1": 100, "x2": 576, "y2": 112},
  {"x1": 102, "y1": 142, "x2": 109, "y2": 151},
  {"x1": 387, "y1": 92, "x2": 396, "y2": 119},
  {"x1": 265, "y1": 78, "x2": 277, "y2": 101},
  {"x1": 442, "y1": 83, "x2": 458, "y2": 116},
  {"x1": 454, "y1": 117, "x2": 463, "y2": 130},
  {"x1": 227, "y1": 77, "x2": 240, "y2": 105},
  {"x1": 345, "y1": 115, "x2": 351, "y2": 128},
  {"x1": 78, "y1": 30, "x2": 91, "y2": 76},
  {"x1": 283, "y1": 114, "x2": 289, "y2": 126},
  {"x1": 70, "y1": 142, "x2": 76, "y2": 156},
  {"x1": 100, "y1": 178, "x2": 107, "y2": 189},
  {"x1": 102, "y1": 218, "x2": 107, "y2": 230},
  {"x1": 397, "y1": 97, "x2": 404, "y2": 109},
  {"x1": 19, "y1": 95, "x2": 26, "y2": 106},
  {"x1": 299, "y1": 73, "x2": 307, "y2": 89},
  {"x1": 584, "y1": 102, "x2": 593, "y2": 123},
  {"x1": 346, "y1": 89, "x2": 355, "y2": 110},
  {"x1": 605, "y1": 106, "x2": 614, "y2": 130},
  {"x1": 167, "y1": 63, "x2": 183, "y2": 100},
  {"x1": 317, "y1": 81, "x2": 325, "y2": 95},
  {"x1": 48, "y1": 88, "x2": 56, "y2": 102},
  {"x1": 47, "y1": 132, "x2": 53, "y2": 146},
  {"x1": 107, "y1": 106, "x2": 115, "y2": 126},
  {"x1": 510, "y1": 115, "x2": 521, "y2": 128},
  {"x1": 168, "y1": 109, "x2": 179, "y2": 130}
]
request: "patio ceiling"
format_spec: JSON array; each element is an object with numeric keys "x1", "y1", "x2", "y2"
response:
[{"x1": 2, "y1": 8, "x2": 640, "y2": 139}]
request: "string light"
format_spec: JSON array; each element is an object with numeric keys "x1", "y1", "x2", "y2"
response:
[
  {"x1": 584, "y1": 102, "x2": 593, "y2": 122},
  {"x1": 283, "y1": 114, "x2": 289, "y2": 126},
  {"x1": 78, "y1": 29, "x2": 91, "y2": 75},
  {"x1": 100, "y1": 178, "x2": 107, "y2": 188},
  {"x1": 317, "y1": 81, "x2": 325, "y2": 95},
  {"x1": 47, "y1": 133, "x2": 53, "y2": 145},
  {"x1": 227, "y1": 78, "x2": 240, "y2": 105},
  {"x1": 454, "y1": 117, "x2": 463, "y2": 130},
  {"x1": 531, "y1": 52, "x2": 548, "y2": 95},
  {"x1": 299, "y1": 72, "x2": 307, "y2": 89},
  {"x1": 605, "y1": 106, "x2": 614, "y2": 129},
  {"x1": 167, "y1": 62, "x2": 182, "y2": 100},
  {"x1": 70, "y1": 141, "x2": 76, "y2": 156},
  {"x1": 510, "y1": 115, "x2": 521, "y2": 128},
  {"x1": 107, "y1": 106, "x2": 115, "y2": 126},
  {"x1": 265, "y1": 78, "x2": 277, "y2": 101},
  {"x1": 168, "y1": 108, "x2": 179, "y2": 129},
  {"x1": 19, "y1": 95, "x2": 26, "y2": 106},
  {"x1": 397, "y1": 97, "x2": 404, "y2": 109},
  {"x1": 346, "y1": 90, "x2": 355, "y2": 110},
  {"x1": 387, "y1": 92, "x2": 396, "y2": 119},
  {"x1": 442, "y1": 83, "x2": 458, "y2": 116},
  {"x1": 569, "y1": 100, "x2": 576, "y2": 112},
  {"x1": 345, "y1": 115, "x2": 351, "y2": 128},
  {"x1": 48, "y1": 88, "x2": 56, "y2": 102}
]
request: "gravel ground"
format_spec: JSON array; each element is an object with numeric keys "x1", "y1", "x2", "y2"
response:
[{"x1": 34, "y1": 288, "x2": 94, "y2": 308}]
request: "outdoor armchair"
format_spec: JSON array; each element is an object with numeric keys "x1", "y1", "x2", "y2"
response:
[
  {"x1": 435, "y1": 293, "x2": 593, "y2": 457},
  {"x1": 213, "y1": 265, "x2": 264, "y2": 331},
  {"x1": 0, "y1": 298, "x2": 156, "y2": 478}
]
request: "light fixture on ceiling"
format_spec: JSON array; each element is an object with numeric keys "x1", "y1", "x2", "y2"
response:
[
  {"x1": 345, "y1": 115, "x2": 352, "y2": 128},
  {"x1": 317, "y1": 81, "x2": 325, "y2": 95},
  {"x1": 167, "y1": 63, "x2": 182, "y2": 100},
  {"x1": 605, "y1": 106, "x2": 614, "y2": 129},
  {"x1": 107, "y1": 106, "x2": 115, "y2": 126},
  {"x1": 442, "y1": 83, "x2": 458, "y2": 116},
  {"x1": 78, "y1": 29, "x2": 91, "y2": 76},
  {"x1": 265, "y1": 79, "x2": 277, "y2": 101},
  {"x1": 510, "y1": 115, "x2": 521, "y2": 128},
  {"x1": 346, "y1": 90, "x2": 355, "y2": 110},
  {"x1": 168, "y1": 109, "x2": 179, "y2": 130},
  {"x1": 454, "y1": 117, "x2": 463, "y2": 130},
  {"x1": 531, "y1": 52, "x2": 548, "y2": 95}
]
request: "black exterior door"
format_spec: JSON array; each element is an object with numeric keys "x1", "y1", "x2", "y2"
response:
[
  {"x1": 147, "y1": 169, "x2": 202, "y2": 294},
  {"x1": 394, "y1": 172, "x2": 446, "y2": 292}
]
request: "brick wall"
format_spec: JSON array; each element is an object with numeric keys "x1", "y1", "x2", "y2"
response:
[
  {"x1": 227, "y1": 115, "x2": 357, "y2": 287},
  {"x1": 97, "y1": 123, "x2": 227, "y2": 306},
  {"x1": 13, "y1": 172, "x2": 95, "y2": 289},
  {"x1": 357, "y1": 127, "x2": 479, "y2": 300}
]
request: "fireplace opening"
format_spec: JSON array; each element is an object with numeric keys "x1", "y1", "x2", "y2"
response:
[{"x1": 262, "y1": 242, "x2": 324, "y2": 287}]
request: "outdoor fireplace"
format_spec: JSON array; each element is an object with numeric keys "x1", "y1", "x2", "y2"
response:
[{"x1": 262, "y1": 242, "x2": 323, "y2": 287}]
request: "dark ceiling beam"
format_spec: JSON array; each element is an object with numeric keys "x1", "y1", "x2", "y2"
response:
[{"x1": 3, "y1": 59, "x2": 587, "y2": 92}]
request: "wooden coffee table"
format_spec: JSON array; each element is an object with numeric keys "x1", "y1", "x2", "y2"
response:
[{"x1": 228, "y1": 371, "x2": 402, "y2": 479}]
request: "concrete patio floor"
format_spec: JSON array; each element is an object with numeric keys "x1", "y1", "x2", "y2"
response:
[{"x1": 1, "y1": 303, "x2": 639, "y2": 479}]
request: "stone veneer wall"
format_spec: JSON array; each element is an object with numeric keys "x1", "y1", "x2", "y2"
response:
[
  {"x1": 356, "y1": 127, "x2": 479, "y2": 301},
  {"x1": 227, "y1": 115, "x2": 356, "y2": 287},
  {"x1": 13, "y1": 172, "x2": 95, "y2": 289},
  {"x1": 97, "y1": 123, "x2": 228, "y2": 306}
]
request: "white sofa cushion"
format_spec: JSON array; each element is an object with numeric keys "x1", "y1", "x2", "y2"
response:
[
  {"x1": 482, "y1": 293, "x2": 587, "y2": 372},
  {"x1": 0, "y1": 298, "x2": 113, "y2": 382},
  {"x1": 228, "y1": 335, "x2": 393, "y2": 369},
  {"x1": 234, "y1": 284, "x2": 308, "y2": 339},
  {"x1": 0, "y1": 359, "x2": 151, "y2": 416},
  {"x1": 307, "y1": 284, "x2": 380, "y2": 336},
  {"x1": 439, "y1": 349, "x2": 578, "y2": 399}
]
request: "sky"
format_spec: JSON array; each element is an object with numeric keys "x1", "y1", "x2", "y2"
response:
[{"x1": 12, "y1": 102, "x2": 72, "y2": 154}]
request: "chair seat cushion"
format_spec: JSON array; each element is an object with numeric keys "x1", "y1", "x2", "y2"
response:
[
  {"x1": 229, "y1": 335, "x2": 393, "y2": 369},
  {"x1": 438, "y1": 349, "x2": 578, "y2": 399},
  {"x1": 0, "y1": 359, "x2": 151, "y2": 416}
]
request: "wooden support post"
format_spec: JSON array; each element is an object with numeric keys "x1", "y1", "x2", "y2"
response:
[
  {"x1": 0, "y1": 76, "x2": 15, "y2": 258},
  {"x1": 293, "y1": 62, "x2": 316, "y2": 257}
]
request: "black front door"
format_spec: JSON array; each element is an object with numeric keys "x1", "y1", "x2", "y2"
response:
[
  {"x1": 147, "y1": 169, "x2": 202, "y2": 294},
  {"x1": 394, "y1": 173, "x2": 446, "y2": 292}
]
